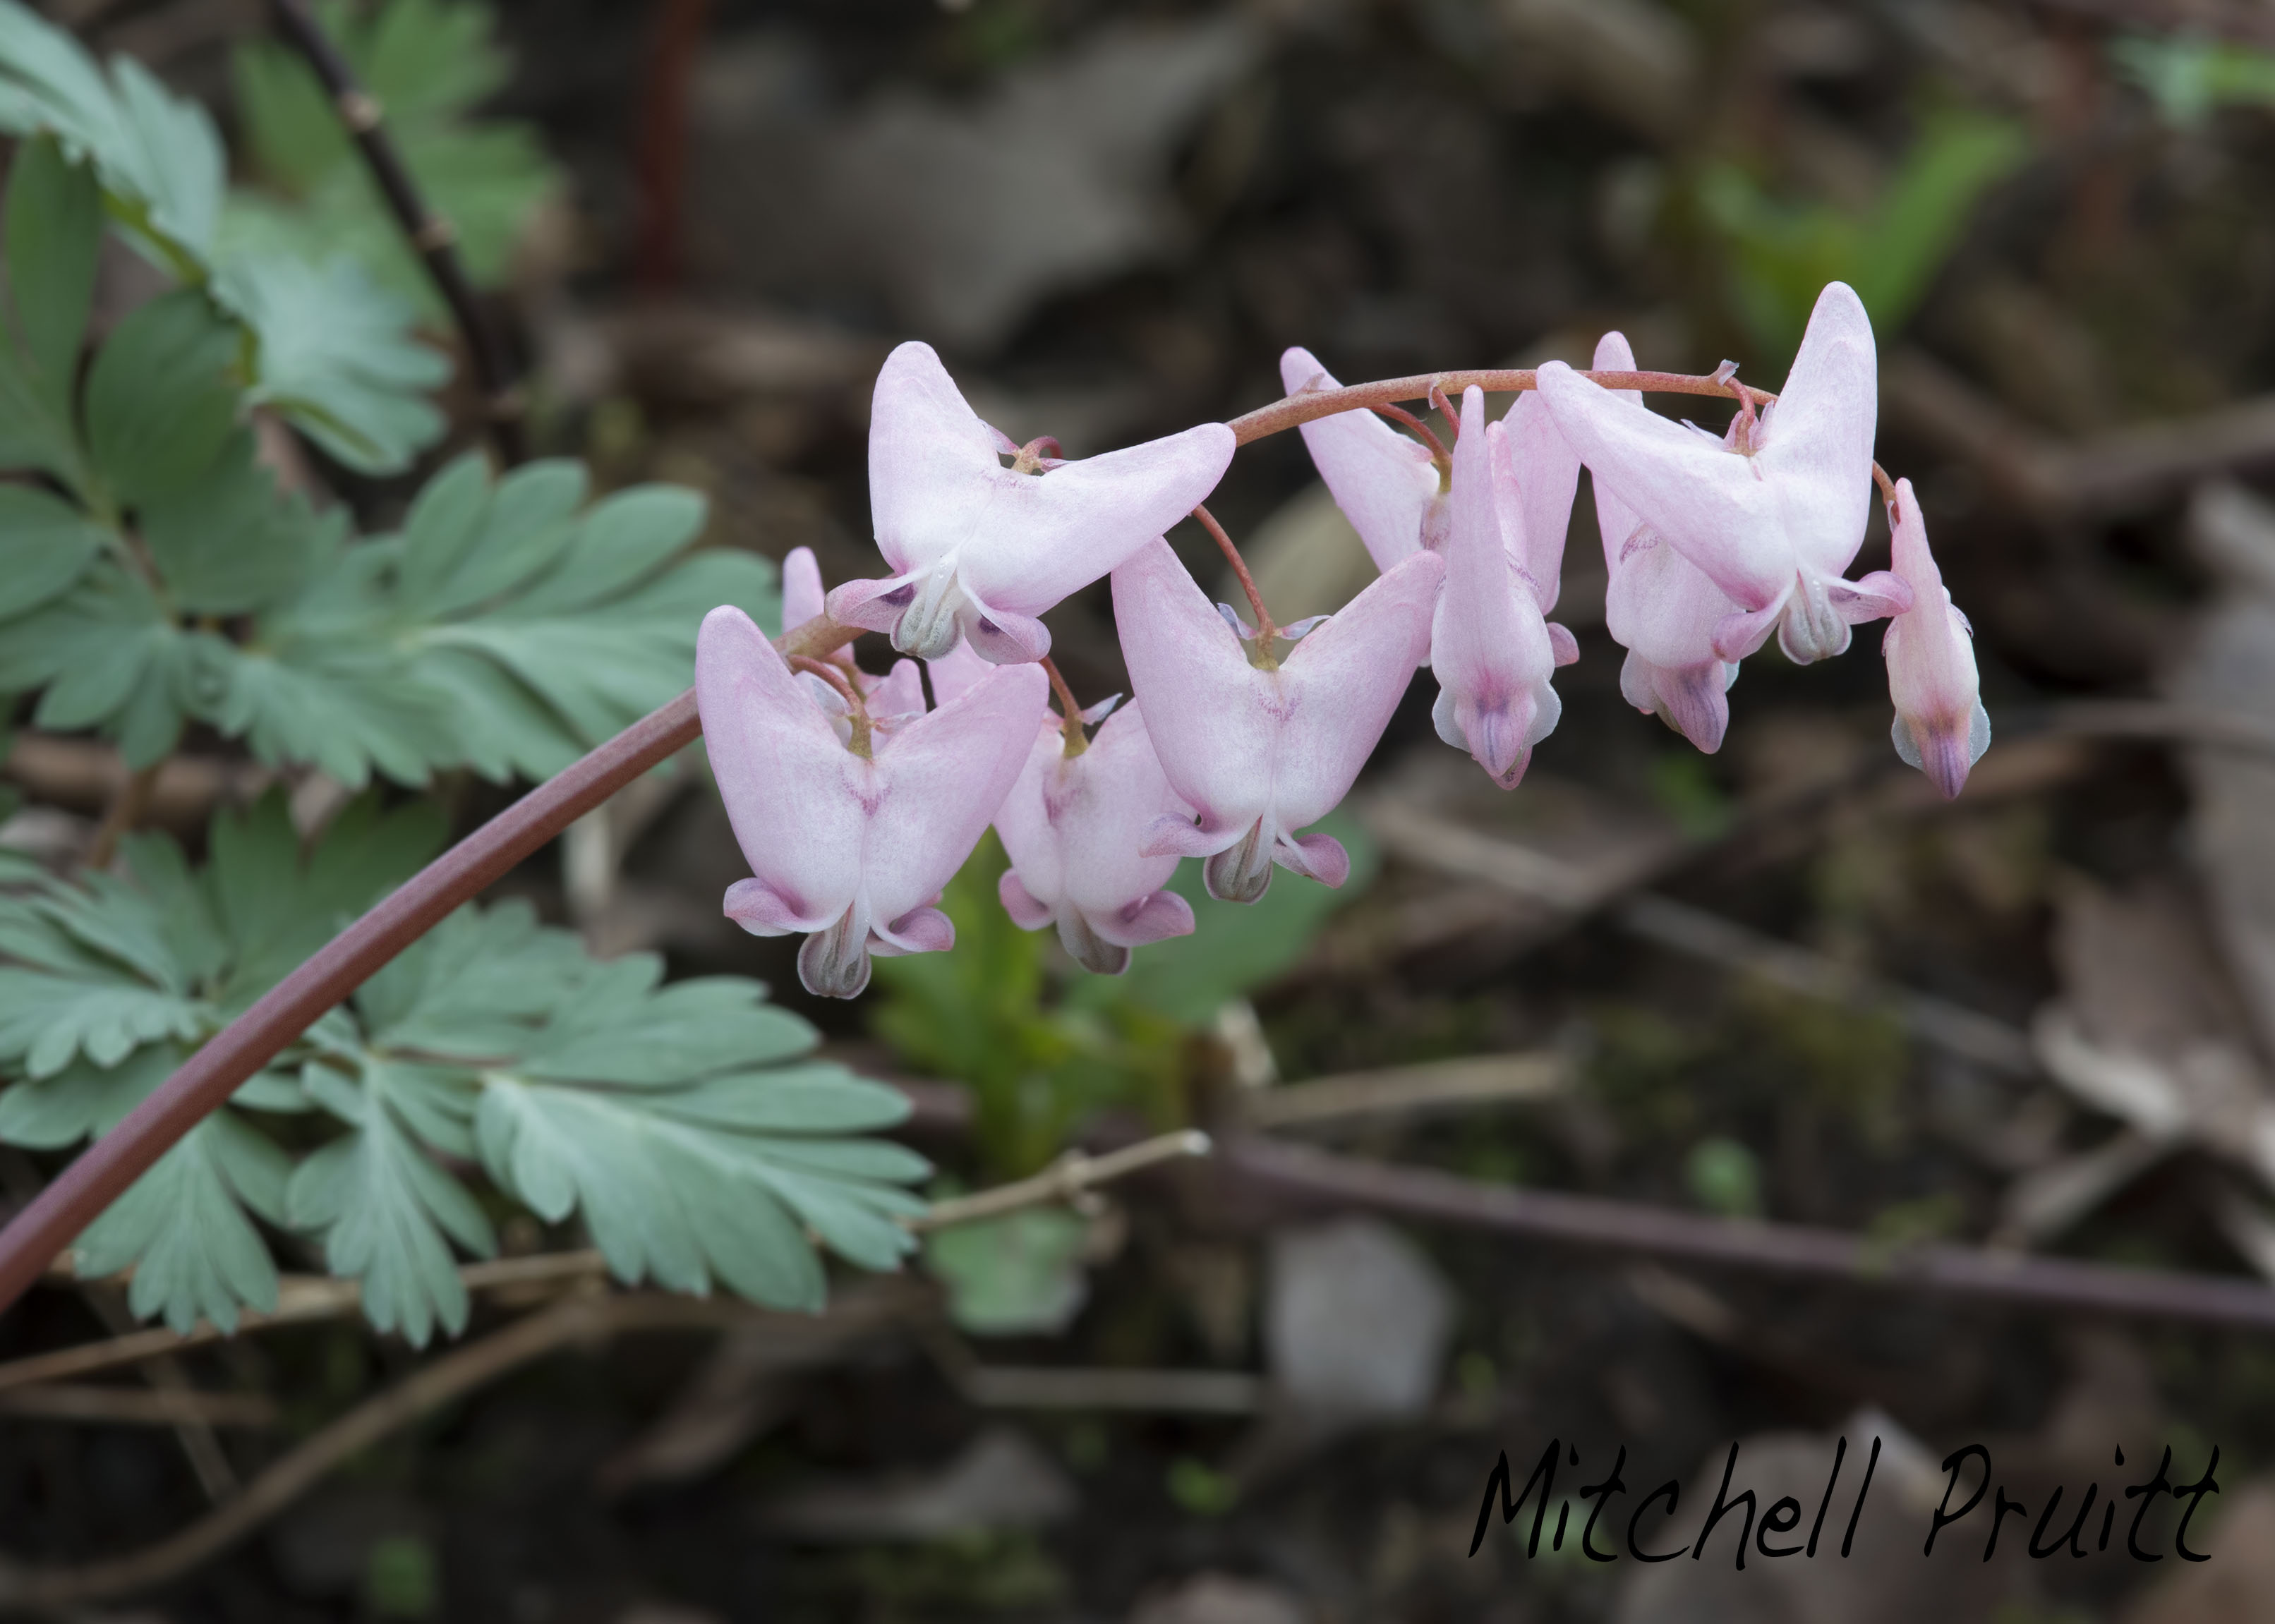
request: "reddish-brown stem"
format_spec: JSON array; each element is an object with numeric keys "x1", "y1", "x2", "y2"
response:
[
  {"x1": 1872, "y1": 461, "x2": 1900, "y2": 507},
  {"x1": 785, "y1": 654, "x2": 859, "y2": 707},
  {"x1": 1038, "y1": 657, "x2": 1087, "y2": 757},
  {"x1": 1370, "y1": 401, "x2": 1450, "y2": 467},
  {"x1": 1236, "y1": 368, "x2": 1769, "y2": 446},
  {"x1": 0, "y1": 615, "x2": 859, "y2": 1320},
  {"x1": 1191, "y1": 504, "x2": 1273, "y2": 645}
]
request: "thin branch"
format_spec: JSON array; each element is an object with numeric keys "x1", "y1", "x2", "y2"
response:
[
  {"x1": 1232, "y1": 368, "x2": 1761, "y2": 446},
  {"x1": 1222, "y1": 1134, "x2": 2275, "y2": 1331},
  {"x1": 1362, "y1": 796, "x2": 2036, "y2": 1076},
  {"x1": 0, "y1": 1252, "x2": 614, "y2": 1394},
  {"x1": 1038, "y1": 656, "x2": 1087, "y2": 756},
  {"x1": 906, "y1": 1129, "x2": 1212, "y2": 1232},
  {"x1": 1192, "y1": 504, "x2": 1274, "y2": 644},
  {"x1": 265, "y1": 0, "x2": 528, "y2": 464},
  {"x1": 0, "y1": 1384, "x2": 278, "y2": 1428},
  {"x1": 1241, "y1": 1052, "x2": 1567, "y2": 1132},
  {"x1": 83, "y1": 763, "x2": 160, "y2": 870}
]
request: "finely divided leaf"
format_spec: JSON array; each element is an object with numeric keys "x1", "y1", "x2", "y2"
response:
[
  {"x1": 219, "y1": 254, "x2": 449, "y2": 475},
  {"x1": 78, "y1": 1113, "x2": 289, "y2": 1333},
  {"x1": 227, "y1": 0, "x2": 558, "y2": 311},
  {"x1": 288, "y1": 1100, "x2": 492, "y2": 1345}
]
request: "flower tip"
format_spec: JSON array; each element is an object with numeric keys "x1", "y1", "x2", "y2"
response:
[
  {"x1": 1893, "y1": 701, "x2": 1991, "y2": 800},
  {"x1": 797, "y1": 910, "x2": 872, "y2": 1000}
]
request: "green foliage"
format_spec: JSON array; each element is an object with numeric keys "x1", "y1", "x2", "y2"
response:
[
  {"x1": 924, "y1": 1208, "x2": 1090, "y2": 1335},
  {"x1": 1696, "y1": 110, "x2": 2029, "y2": 365},
  {"x1": 0, "y1": 1, "x2": 901, "y2": 1351},
  {"x1": 874, "y1": 816, "x2": 1377, "y2": 1179},
  {"x1": 0, "y1": 404, "x2": 775, "y2": 776},
  {"x1": 2113, "y1": 34, "x2": 2275, "y2": 127},
  {"x1": 1684, "y1": 1134, "x2": 1762, "y2": 1218},
  {"x1": 0, "y1": 794, "x2": 925, "y2": 1340},
  {"x1": 227, "y1": 0, "x2": 560, "y2": 314},
  {"x1": 0, "y1": 3, "x2": 447, "y2": 473}
]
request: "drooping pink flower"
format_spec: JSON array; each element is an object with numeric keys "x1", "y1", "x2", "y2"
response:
[
  {"x1": 1111, "y1": 537, "x2": 1443, "y2": 902},
  {"x1": 996, "y1": 701, "x2": 1195, "y2": 974},
  {"x1": 1429, "y1": 385, "x2": 1579, "y2": 788},
  {"x1": 1280, "y1": 347, "x2": 1446, "y2": 570},
  {"x1": 825, "y1": 343, "x2": 1236, "y2": 665},
  {"x1": 1882, "y1": 478, "x2": 1989, "y2": 798},
  {"x1": 1586, "y1": 333, "x2": 1746, "y2": 753},
  {"x1": 696, "y1": 605, "x2": 1048, "y2": 998},
  {"x1": 1538, "y1": 283, "x2": 1910, "y2": 667}
]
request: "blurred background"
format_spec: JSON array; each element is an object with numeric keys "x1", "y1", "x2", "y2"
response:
[{"x1": 17, "y1": 0, "x2": 2275, "y2": 1619}]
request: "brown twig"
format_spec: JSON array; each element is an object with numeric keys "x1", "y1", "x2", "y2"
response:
[
  {"x1": 265, "y1": 0, "x2": 527, "y2": 463},
  {"x1": 83, "y1": 763, "x2": 160, "y2": 870},
  {"x1": 1223, "y1": 1134, "x2": 2275, "y2": 1331},
  {"x1": 0, "y1": 1384, "x2": 278, "y2": 1428},
  {"x1": 1239, "y1": 1052, "x2": 1567, "y2": 1132},
  {"x1": 1361, "y1": 797, "x2": 2037, "y2": 1075},
  {"x1": 0, "y1": 619, "x2": 858, "y2": 1322},
  {"x1": 905, "y1": 1130, "x2": 1212, "y2": 1233},
  {"x1": 1191, "y1": 504, "x2": 1274, "y2": 644}
]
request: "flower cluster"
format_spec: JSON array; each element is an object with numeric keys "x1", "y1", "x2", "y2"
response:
[{"x1": 696, "y1": 283, "x2": 1990, "y2": 998}]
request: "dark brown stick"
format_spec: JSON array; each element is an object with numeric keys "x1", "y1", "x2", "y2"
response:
[
  {"x1": 633, "y1": 0, "x2": 713, "y2": 291},
  {"x1": 0, "y1": 617, "x2": 858, "y2": 1322},
  {"x1": 1225, "y1": 1136, "x2": 2275, "y2": 1332},
  {"x1": 266, "y1": 0, "x2": 528, "y2": 463},
  {"x1": 83, "y1": 763, "x2": 160, "y2": 870}
]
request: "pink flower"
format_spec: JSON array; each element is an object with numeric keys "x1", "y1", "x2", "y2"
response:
[
  {"x1": 1587, "y1": 333, "x2": 1746, "y2": 753},
  {"x1": 782, "y1": 544, "x2": 828, "y2": 633},
  {"x1": 1430, "y1": 385, "x2": 1579, "y2": 787},
  {"x1": 1882, "y1": 478, "x2": 1989, "y2": 798},
  {"x1": 1111, "y1": 536, "x2": 1443, "y2": 902},
  {"x1": 1280, "y1": 346, "x2": 1447, "y2": 570},
  {"x1": 696, "y1": 604, "x2": 1048, "y2": 998},
  {"x1": 995, "y1": 701, "x2": 1196, "y2": 974},
  {"x1": 825, "y1": 342, "x2": 1235, "y2": 665},
  {"x1": 1538, "y1": 283, "x2": 1909, "y2": 668}
]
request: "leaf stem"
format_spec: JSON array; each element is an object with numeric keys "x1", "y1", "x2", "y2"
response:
[
  {"x1": 1038, "y1": 656, "x2": 1087, "y2": 757},
  {"x1": 1370, "y1": 401, "x2": 1450, "y2": 470},
  {"x1": 265, "y1": 0, "x2": 528, "y2": 464}
]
